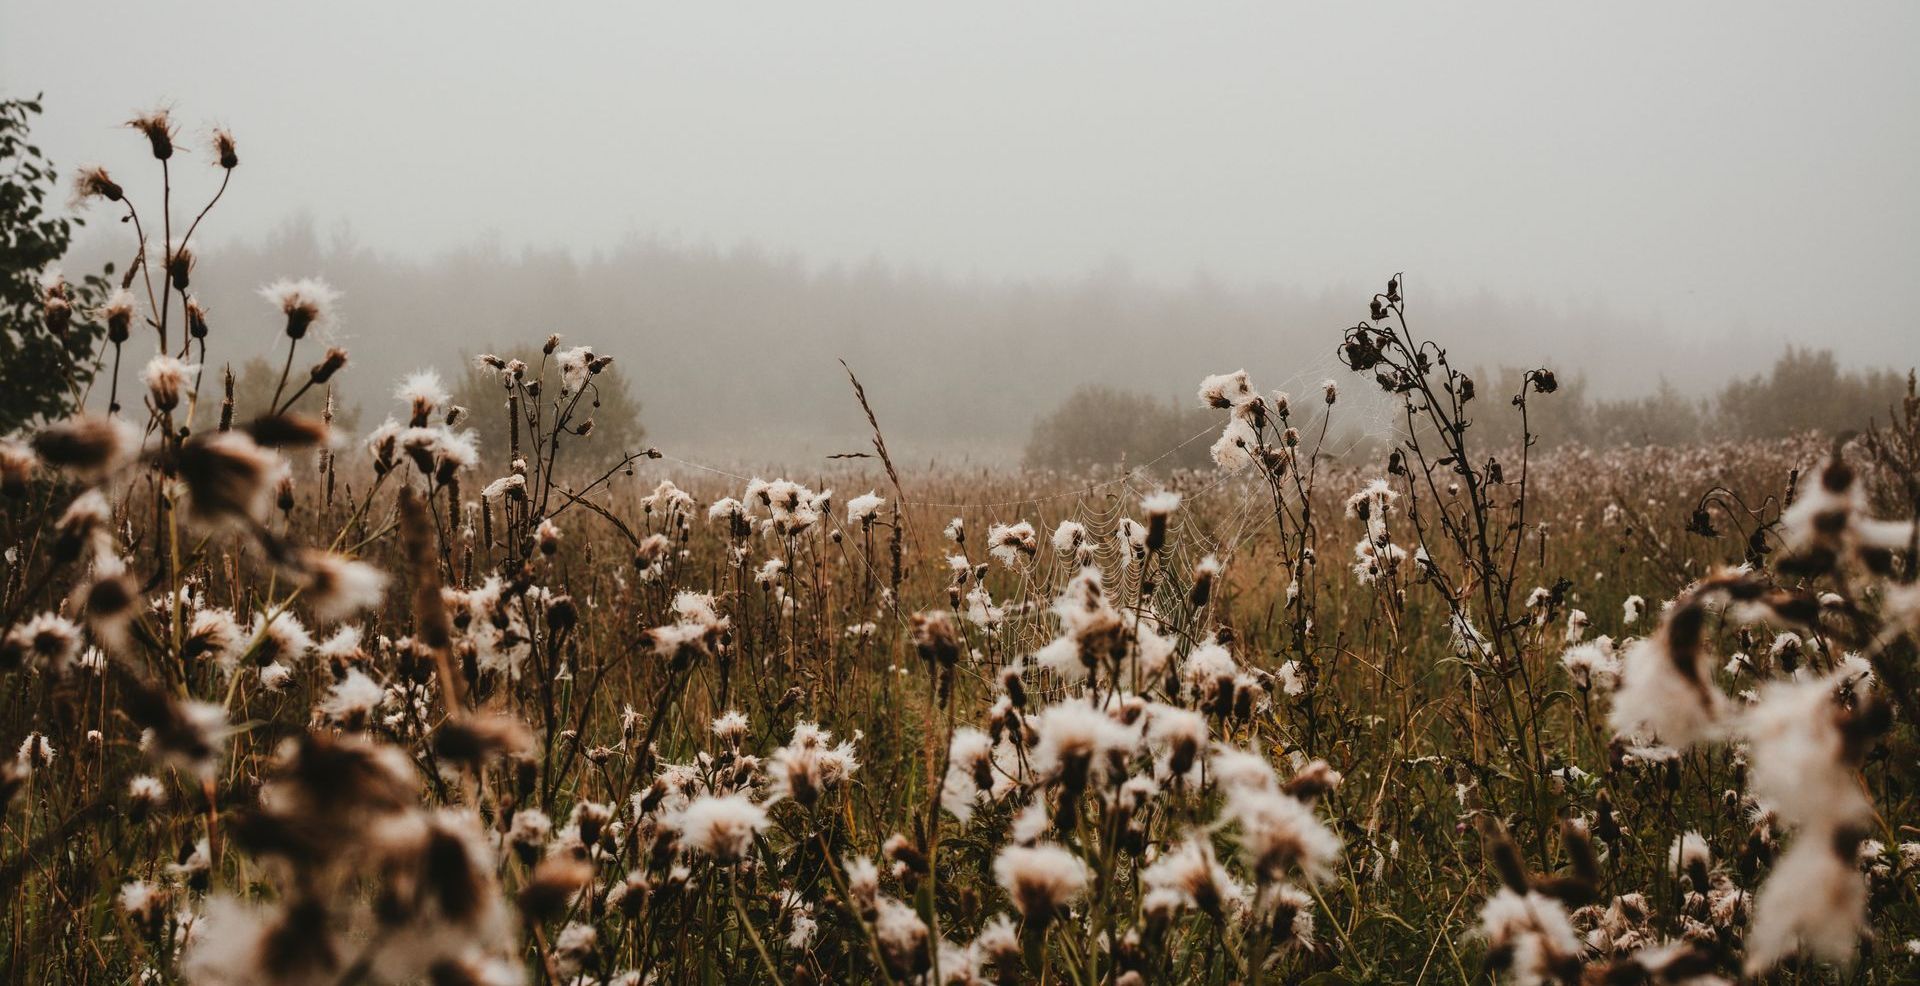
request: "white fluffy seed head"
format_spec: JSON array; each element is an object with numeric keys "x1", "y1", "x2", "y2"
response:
[
  {"x1": 993, "y1": 843, "x2": 1088, "y2": 922},
  {"x1": 668, "y1": 793, "x2": 768, "y2": 864}
]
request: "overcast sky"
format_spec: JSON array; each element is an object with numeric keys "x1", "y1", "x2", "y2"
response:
[{"x1": 5, "y1": 2, "x2": 1917, "y2": 367}]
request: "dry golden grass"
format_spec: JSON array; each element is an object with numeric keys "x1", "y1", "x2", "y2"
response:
[{"x1": 4, "y1": 107, "x2": 1920, "y2": 986}]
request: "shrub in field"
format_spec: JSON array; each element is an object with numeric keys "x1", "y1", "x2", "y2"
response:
[
  {"x1": 1024, "y1": 385, "x2": 1216, "y2": 473},
  {"x1": 452, "y1": 345, "x2": 646, "y2": 472},
  {"x1": 1716, "y1": 347, "x2": 1909, "y2": 441},
  {"x1": 3, "y1": 110, "x2": 1920, "y2": 986}
]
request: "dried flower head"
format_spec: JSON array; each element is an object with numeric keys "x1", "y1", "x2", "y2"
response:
[
  {"x1": 176, "y1": 431, "x2": 286, "y2": 527},
  {"x1": 259, "y1": 278, "x2": 339, "y2": 339},
  {"x1": 143, "y1": 354, "x2": 198, "y2": 413},
  {"x1": 127, "y1": 108, "x2": 176, "y2": 159},
  {"x1": 668, "y1": 793, "x2": 768, "y2": 864},
  {"x1": 72, "y1": 166, "x2": 124, "y2": 204},
  {"x1": 210, "y1": 126, "x2": 239, "y2": 168},
  {"x1": 993, "y1": 842, "x2": 1088, "y2": 927},
  {"x1": 31, "y1": 415, "x2": 140, "y2": 479}
]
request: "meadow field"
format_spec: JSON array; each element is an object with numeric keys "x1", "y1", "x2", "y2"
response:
[{"x1": 4, "y1": 108, "x2": 1920, "y2": 986}]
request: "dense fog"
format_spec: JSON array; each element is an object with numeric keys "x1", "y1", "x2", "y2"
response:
[
  {"x1": 7, "y1": 1, "x2": 1918, "y2": 461},
  {"x1": 64, "y1": 222, "x2": 1772, "y2": 461}
]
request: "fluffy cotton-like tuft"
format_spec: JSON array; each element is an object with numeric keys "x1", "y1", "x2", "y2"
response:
[
  {"x1": 1223, "y1": 786, "x2": 1341, "y2": 885},
  {"x1": 1141, "y1": 490, "x2": 1181, "y2": 517},
  {"x1": 1740, "y1": 671, "x2": 1876, "y2": 830},
  {"x1": 259, "y1": 277, "x2": 339, "y2": 334},
  {"x1": 940, "y1": 727, "x2": 997, "y2": 823},
  {"x1": 1029, "y1": 699, "x2": 1137, "y2": 790},
  {"x1": 993, "y1": 843, "x2": 1089, "y2": 922},
  {"x1": 1746, "y1": 832, "x2": 1868, "y2": 974},
  {"x1": 847, "y1": 491, "x2": 885, "y2": 525},
  {"x1": 1477, "y1": 889, "x2": 1583, "y2": 985},
  {"x1": 142, "y1": 355, "x2": 199, "y2": 411},
  {"x1": 986, "y1": 521, "x2": 1038, "y2": 569},
  {"x1": 320, "y1": 669, "x2": 387, "y2": 725},
  {"x1": 300, "y1": 552, "x2": 388, "y2": 623},
  {"x1": 669, "y1": 793, "x2": 768, "y2": 863},
  {"x1": 711, "y1": 710, "x2": 750, "y2": 744},
  {"x1": 1559, "y1": 636, "x2": 1620, "y2": 693},
  {"x1": 1608, "y1": 635, "x2": 1727, "y2": 753},
  {"x1": 1198, "y1": 370, "x2": 1257, "y2": 408},
  {"x1": 1141, "y1": 836, "x2": 1244, "y2": 917}
]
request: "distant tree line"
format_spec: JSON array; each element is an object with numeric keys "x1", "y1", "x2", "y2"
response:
[
  {"x1": 43, "y1": 214, "x2": 1908, "y2": 463},
  {"x1": 1024, "y1": 347, "x2": 1915, "y2": 470},
  {"x1": 65, "y1": 220, "x2": 1760, "y2": 459},
  {"x1": 1468, "y1": 347, "x2": 1911, "y2": 448}
]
